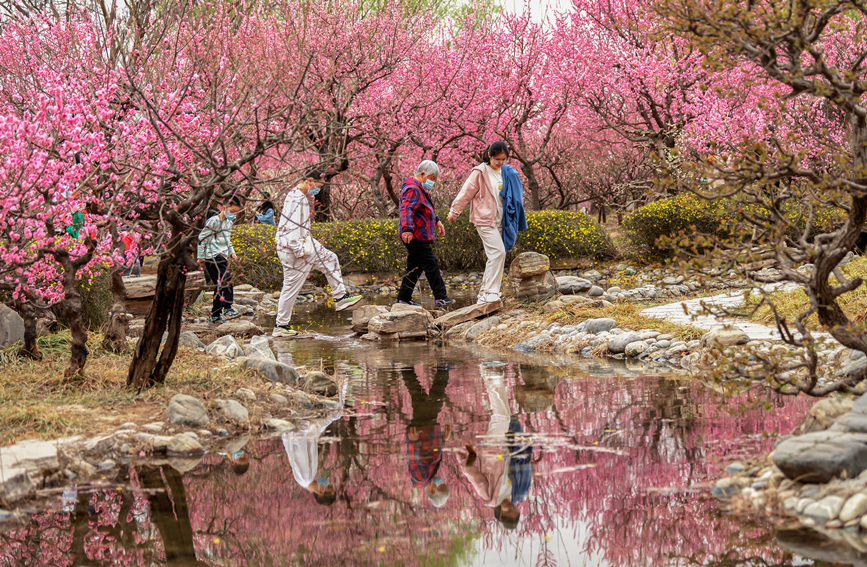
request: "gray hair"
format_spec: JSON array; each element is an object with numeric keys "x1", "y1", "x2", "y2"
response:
[{"x1": 416, "y1": 160, "x2": 440, "y2": 177}]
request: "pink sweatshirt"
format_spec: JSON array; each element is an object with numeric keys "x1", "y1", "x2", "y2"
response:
[{"x1": 449, "y1": 163, "x2": 499, "y2": 227}]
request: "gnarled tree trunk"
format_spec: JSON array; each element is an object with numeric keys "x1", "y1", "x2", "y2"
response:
[
  {"x1": 13, "y1": 298, "x2": 41, "y2": 360},
  {"x1": 101, "y1": 268, "x2": 129, "y2": 353}
]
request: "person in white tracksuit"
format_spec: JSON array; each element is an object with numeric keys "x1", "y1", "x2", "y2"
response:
[{"x1": 273, "y1": 168, "x2": 361, "y2": 337}]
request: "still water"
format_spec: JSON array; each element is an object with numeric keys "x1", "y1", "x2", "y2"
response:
[{"x1": 0, "y1": 316, "x2": 828, "y2": 566}]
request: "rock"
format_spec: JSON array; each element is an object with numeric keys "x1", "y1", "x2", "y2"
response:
[
  {"x1": 166, "y1": 434, "x2": 205, "y2": 456},
  {"x1": 514, "y1": 333, "x2": 552, "y2": 354},
  {"x1": 839, "y1": 493, "x2": 867, "y2": 522},
  {"x1": 243, "y1": 358, "x2": 301, "y2": 386},
  {"x1": 582, "y1": 270, "x2": 602, "y2": 281},
  {"x1": 608, "y1": 332, "x2": 643, "y2": 354},
  {"x1": 351, "y1": 305, "x2": 390, "y2": 333},
  {"x1": 243, "y1": 335, "x2": 275, "y2": 361},
  {"x1": 838, "y1": 355, "x2": 867, "y2": 377},
  {"x1": 773, "y1": 431, "x2": 867, "y2": 482},
  {"x1": 624, "y1": 341, "x2": 649, "y2": 357},
  {"x1": 584, "y1": 318, "x2": 617, "y2": 334},
  {"x1": 700, "y1": 327, "x2": 750, "y2": 348},
  {"x1": 726, "y1": 462, "x2": 745, "y2": 474},
  {"x1": 803, "y1": 495, "x2": 844, "y2": 522},
  {"x1": 205, "y1": 335, "x2": 243, "y2": 359},
  {"x1": 235, "y1": 388, "x2": 256, "y2": 402},
  {"x1": 800, "y1": 397, "x2": 854, "y2": 434},
  {"x1": 712, "y1": 478, "x2": 739, "y2": 498},
  {"x1": 303, "y1": 371, "x2": 338, "y2": 397},
  {"x1": 445, "y1": 320, "x2": 475, "y2": 340},
  {"x1": 369, "y1": 311, "x2": 431, "y2": 335},
  {"x1": 466, "y1": 317, "x2": 501, "y2": 341},
  {"x1": 264, "y1": 418, "x2": 294, "y2": 432},
  {"x1": 509, "y1": 252, "x2": 550, "y2": 278},
  {"x1": 516, "y1": 271, "x2": 558, "y2": 301},
  {"x1": 213, "y1": 399, "x2": 249, "y2": 423},
  {"x1": 556, "y1": 276, "x2": 592, "y2": 294},
  {"x1": 269, "y1": 393, "x2": 288, "y2": 405},
  {"x1": 215, "y1": 320, "x2": 263, "y2": 337},
  {"x1": 178, "y1": 331, "x2": 205, "y2": 350},
  {"x1": 165, "y1": 394, "x2": 209, "y2": 427},
  {"x1": 542, "y1": 300, "x2": 565, "y2": 313},
  {"x1": 0, "y1": 304, "x2": 25, "y2": 347},
  {"x1": 587, "y1": 286, "x2": 604, "y2": 297},
  {"x1": 433, "y1": 300, "x2": 502, "y2": 330}
]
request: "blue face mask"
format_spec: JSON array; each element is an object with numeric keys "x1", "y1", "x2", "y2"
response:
[
  {"x1": 316, "y1": 477, "x2": 330, "y2": 486},
  {"x1": 423, "y1": 180, "x2": 435, "y2": 190},
  {"x1": 225, "y1": 213, "x2": 237, "y2": 222},
  {"x1": 309, "y1": 187, "x2": 321, "y2": 196},
  {"x1": 231, "y1": 451, "x2": 244, "y2": 460},
  {"x1": 432, "y1": 477, "x2": 444, "y2": 486}
]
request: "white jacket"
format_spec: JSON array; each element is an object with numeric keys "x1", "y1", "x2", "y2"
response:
[{"x1": 275, "y1": 188, "x2": 311, "y2": 256}]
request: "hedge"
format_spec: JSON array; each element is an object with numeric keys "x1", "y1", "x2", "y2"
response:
[
  {"x1": 231, "y1": 210, "x2": 614, "y2": 290},
  {"x1": 621, "y1": 193, "x2": 846, "y2": 258}
]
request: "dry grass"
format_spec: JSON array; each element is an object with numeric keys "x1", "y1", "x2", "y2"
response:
[
  {"x1": 542, "y1": 300, "x2": 707, "y2": 341},
  {"x1": 0, "y1": 331, "x2": 260, "y2": 446},
  {"x1": 753, "y1": 256, "x2": 867, "y2": 331}
]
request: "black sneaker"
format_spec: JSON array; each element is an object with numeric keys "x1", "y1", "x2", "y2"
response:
[
  {"x1": 395, "y1": 299, "x2": 420, "y2": 306},
  {"x1": 222, "y1": 307, "x2": 241, "y2": 319},
  {"x1": 211, "y1": 314, "x2": 224, "y2": 325},
  {"x1": 435, "y1": 297, "x2": 456, "y2": 307}
]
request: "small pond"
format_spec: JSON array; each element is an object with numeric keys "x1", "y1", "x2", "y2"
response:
[{"x1": 0, "y1": 305, "x2": 838, "y2": 566}]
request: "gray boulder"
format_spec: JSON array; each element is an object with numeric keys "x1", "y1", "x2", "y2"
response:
[
  {"x1": 700, "y1": 327, "x2": 750, "y2": 348},
  {"x1": 584, "y1": 318, "x2": 617, "y2": 334},
  {"x1": 624, "y1": 341, "x2": 649, "y2": 357},
  {"x1": 773, "y1": 431, "x2": 867, "y2": 482},
  {"x1": 466, "y1": 317, "x2": 501, "y2": 341},
  {"x1": 166, "y1": 434, "x2": 205, "y2": 456},
  {"x1": 352, "y1": 305, "x2": 390, "y2": 334},
  {"x1": 216, "y1": 320, "x2": 262, "y2": 337},
  {"x1": 587, "y1": 286, "x2": 604, "y2": 297},
  {"x1": 205, "y1": 335, "x2": 243, "y2": 359},
  {"x1": 166, "y1": 394, "x2": 209, "y2": 427},
  {"x1": 242, "y1": 358, "x2": 301, "y2": 386},
  {"x1": 556, "y1": 276, "x2": 592, "y2": 294},
  {"x1": 0, "y1": 304, "x2": 24, "y2": 347},
  {"x1": 799, "y1": 397, "x2": 854, "y2": 434},
  {"x1": 213, "y1": 399, "x2": 250, "y2": 423},
  {"x1": 303, "y1": 371, "x2": 338, "y2": 397},
  {"x1": 243, "y1": 335, "x2": 275, "y2": 361},
  {"x1": 178, "y1": 331, "x2": 205, "y2": 351},
  {"x1": 608, "y1": 332, "x2": 643, "y2": 354}
]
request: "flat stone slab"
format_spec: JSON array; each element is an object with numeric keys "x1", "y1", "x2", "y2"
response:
[
  {"x1": 432, "y1": 300, "x2": 502, "y2": 330},
  {"x1": 773, "y1": 431, "x2": 867, "y2": 483}
]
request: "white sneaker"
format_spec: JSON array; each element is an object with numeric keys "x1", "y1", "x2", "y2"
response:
[{"x1": 334, "y1": 294, "x2": 363, "y2": 312}]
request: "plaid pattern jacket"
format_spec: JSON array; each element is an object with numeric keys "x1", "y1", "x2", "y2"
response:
[{"x1": 399, "y1": 177, "x2": 439, "y2": 243}]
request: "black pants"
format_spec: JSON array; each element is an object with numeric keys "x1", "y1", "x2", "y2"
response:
[
  {"x1": 204, "y1": 255, "x2": 233, "y2": 317},
  {"x1": 402, "y1": 366, "x2": 450, "y2": 427},
  {"x1": 397, "y1": 240, "x2": 447, "y2": 302}
]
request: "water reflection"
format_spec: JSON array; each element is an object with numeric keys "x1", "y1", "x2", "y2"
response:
[{"x1": 0, "y1": 340, "x2": 821, "y2": 566}]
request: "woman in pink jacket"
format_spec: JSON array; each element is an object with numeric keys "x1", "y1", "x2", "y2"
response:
[{"x1": 447, "y1": 141, "x2": 517, "y2": 305}]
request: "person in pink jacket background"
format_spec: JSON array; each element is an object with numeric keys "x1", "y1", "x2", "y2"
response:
[{"x1": 447, "y1": 141, "x2": 524, "y2": 305}]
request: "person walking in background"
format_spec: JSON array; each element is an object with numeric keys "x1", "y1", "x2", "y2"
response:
[
  {"x1": 273, "y1": 167, "x2": 362, "y2": 337},
  {"x1": 447, "y1": 141, "x2": 527, "y2": 305},
  {"x1": 397, "y1": 160, "x2": 454, "y2": 307},
  {"x1": 255, "y1": 192, "x2": 276, "y2": 225},
  {"x1": 197, "y1": 195, "x2": 242, "y2": 324}
]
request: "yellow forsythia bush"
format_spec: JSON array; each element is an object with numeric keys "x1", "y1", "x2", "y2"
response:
[
  {"x1": 231, "y1": 211, "x2": 615, "y2": 290},
  {"x1": 621, "y1": 194, "x2": 726, "y2": 258}
]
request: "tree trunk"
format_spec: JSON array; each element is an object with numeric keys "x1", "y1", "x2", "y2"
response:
[
  {"x1": 13, "y1": 299, "x2": 41, "y2": 360},
  {"x1": 59, "y1": 289, "x2": 89, "y2": 378},
  {"x1": 519, "y1": 162, "x2": 542, "y2": 211},
  {"x1": 127, "y1": 256, "x2": 186, "y2": 390},
  {"x1": 138, "y1": 465, "x2": 203, "y2": 566},
  {"x1": 101, "y1": 268, "x2": 129, "y2": 354}
]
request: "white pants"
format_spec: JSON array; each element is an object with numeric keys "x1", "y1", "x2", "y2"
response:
[
  {"x1": 476, "y1": 225, "x2": 506, "y2": 304},
  {"x1": 275, "y1": 240, "x2": 346, "y2": 326}
]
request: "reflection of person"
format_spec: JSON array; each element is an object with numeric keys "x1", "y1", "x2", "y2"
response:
[
  {"x1": 219, "y1": 436, "x2": 250, "y2": 476},
  {"x1": 282, "y1": 379, "x2": 346, "y2": 506},
  {"x1": 447, "y1": 141, "x2": 527, "y2": 305},
  {"x1": 456, "y1": 363, "x2": 522, "y2": 529},
  {"x1": 401, "y1": 365, "x2": 451, "y2": 508},
  {"x1": 396, "y1": 160, "x2": 454, "y2": 308},
  {"x1": 273, "y1": 167, "x2": 362, "y2": 337}
]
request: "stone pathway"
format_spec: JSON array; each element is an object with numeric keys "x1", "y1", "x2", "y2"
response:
[{"x1": 640, "y1": 285, "x2": 832, "y2": 343}]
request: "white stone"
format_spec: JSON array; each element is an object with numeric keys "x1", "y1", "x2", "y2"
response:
[{"x1": 840, "y1": 493, "x2": 867, "y2": 523}]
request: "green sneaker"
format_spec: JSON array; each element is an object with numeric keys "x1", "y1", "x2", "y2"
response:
[
  {"x1": 272, "y1": 325, "x2": 298, "y2": 337},
  {"x1": 334, "y1": 294, "x2": 362, "y2": 312}
]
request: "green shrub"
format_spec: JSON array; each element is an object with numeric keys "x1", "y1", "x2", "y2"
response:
[
  {"x1": 621, "y1": 194, "x2": 726, "y2": 258},
  {"x1": 231, "y1": 210, "x2": 615, "y2": 290}
]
